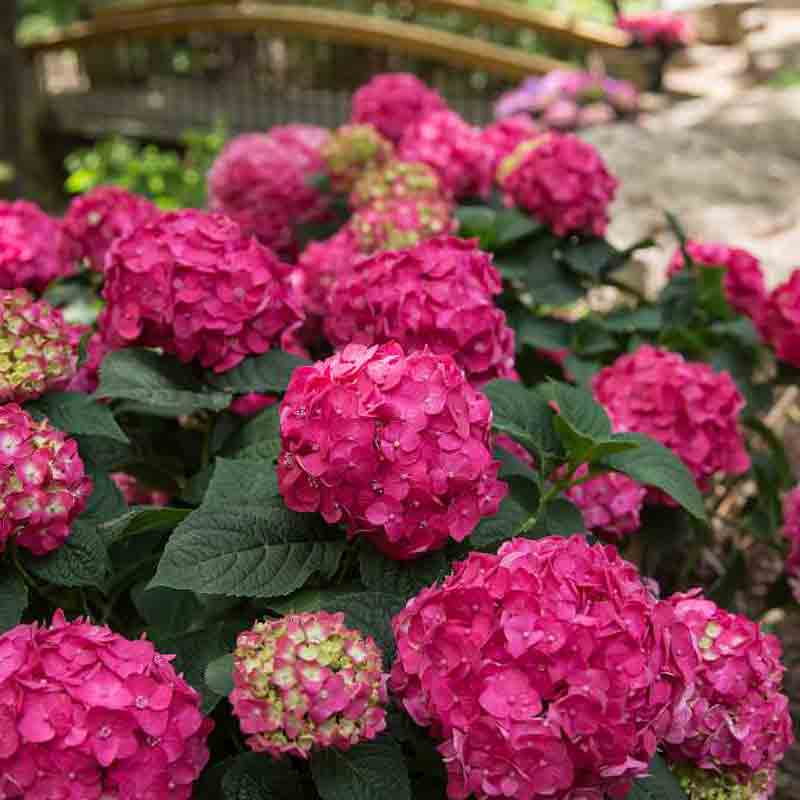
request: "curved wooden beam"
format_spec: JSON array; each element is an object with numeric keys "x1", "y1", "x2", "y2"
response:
[
  {"x1": 92, "y1": 0, "x2": 631, "y2": 49},
  {"x1": 23, "y1": 4, "x2": 569, "y2": 79}
]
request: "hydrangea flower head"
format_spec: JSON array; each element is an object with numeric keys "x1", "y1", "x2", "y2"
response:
[
  {"x1": 321, "y1": 124, "x2": 395, "y2": 192},
  {"x1": 230, "y1": 612, "x2": 387, "y2": 759},
  {"x1": 391, "y1": 536, "x2": 698, "y2": 799},
  {"x1": 782, "y1": 486, "x2": 800, "y2": 603},
  {"x1": 498, "y1": 133, "x2": 618, "y2": 237},
  {"x1": 398, "y1": 110, "x2": 491, "y2": 200},
  {"x1": 348, "y1": 196, "x2": 456, "y2": 255},
  {"x1": 111, "y1": 473, "x2": 170, "y2": 507},
  {"x1": 350, "y1": 73, "x2": 449, "y2": 143},
  {"x1": 0, "y1": 404, "x2": 92, "y2": 556},
  {"x1": 0, "y1": 289, "x2": 85, "y2": 404},
  {"x1": 0, "y1": 200, "x2": 71, "y2": 291},
  {"x1": 564, "y1": 464, "x2": 646, "y2": 539},
  {"x1": 267, "y1": 124, "x2": 330, "y2": 163},
  {"x1": 277, "y1": 342, "x2": 507, "y2": 559},
  {"x1": 618, "y1": 13, "x2": 693, "y2": 48},
  {"x1": 668, "y1": 241, "x2": 767, "y2": 319},
  {"x1": 60, "y1": 186, "x2": 159, "y2": 273},
  {"x1": 324, "y1": 237, "x2": 516, "y2": 386},
  {"x1": 671, "y1": 762, "x2": 776, "y2": 800},
  {"x1": 350, "y1": 160, "x2": 445, "y2": 209},
  {"x1": 593, "y1": 345, "x2": 750, "y2": 492},
  {"x1": 756, "y1": 271, "x2": 800, "y2": 368},
  {"x1": 661, "y1": 590, "x2": 793, "y2": 787},
  {"x1": 102, "y1": 210, "x2": 305, "y2": 373},
  {"x1": 0, "y1": 610, "x2": 212, "y2": 799},
  {"x1": 481, "y1": 114, "x2": 540, "y2": 174},
  {"x1": 208, "y1": 133, "x2": 328, "y2": 258}
]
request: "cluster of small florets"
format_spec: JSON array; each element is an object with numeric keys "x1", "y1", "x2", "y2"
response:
[
  {"x1": 102, "y1": 210, "x2": 305, "y2": 373},
  {"x1": 207, "y1": 131, "x2": 329, "y2": 259},
  {"x1": 391, "y1": 536, "x2": 698, "y2": 799},
  {"x1": 60, "y1": 186, "x2": 160, "y2": 273},
  {"x1": 350, "y1": 72, "x2": 449, "y2": 143},
  {"x1": 480, "y1": 114, "x2": 540, "y2": 174},
  {"x1": 0, "y1": 611, "x2": 213, "y2": 800},
  {"x1": 0, "y1": 404, "x2": 92, "y2": 556},
  {"x1": 498, "y1": 133, "x2": 618, "y2": 237},
  {"x1": 618, "y1": 12, "x2": 693, "y2": 48},
  {"x1": 266, "y1": 123, "x2": 331, "y2": 163},
  {"x1": 348, "y1": 196, "x2": 456, "y2": 254},
  {"x1": 593, "y1": 345, "x2": 750, "y2": 492},
  {"x1": 756, "y1": 270, "x2": 800, "y2": 368},
  {"x1": 661, "y1": 591, "x2": 793, "y2": 790},
  {"x1": 277, "y1": 342, "x2": 506, "y2": 559},
  {"x1": 782, "y1": 486, "x2": 800, "y2": 603},
  {"x1": 398, "y1": 110, "x2": 491, "y2": 200},
  {"x1": 0, "y1": 289, "x2": 85, "y2": 404},
  {"x1": 350, "y1": 160, "x2": 445, "y2": 209},
  {"x1": 295, "y1": 229, "x2": 362, "y2": 317},
  {"x1": 0, "y1": 200, "x2": 71, "y2": 292},
  {"x1": 112, "y1": 472, "x2": 170, "y2": 507},
  {"x1": 668, "y1": 241, "x2": 767, "y2": 319},
  {"x1": 324, "y1": 237, "x2": 516, "y2": 386},
  {"x1": 322, "y1": 124, "x2": 395, "y2": 192},
  {"x1": 563, "y1": 464, "x2": 647, "y2": 539},
  {"x1": 229, "y1": 612, "x2": 387, "y2": 759},
  {"x1": 671, "y1": 762, "x2": 776, "y2": 800}
]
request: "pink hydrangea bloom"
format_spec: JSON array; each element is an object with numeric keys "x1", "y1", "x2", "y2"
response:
[
  {"x1": 618, "y1": 13, "x2": 693, "y2": 48},
  {"x1": 60, "y1": 186, "x2": 159, "y2": 274},
  {"x1": 399, "y1": 110, "x2": 492, "y2": 200},
  {"x1": 391, "y1": 536, "x2": 699, "y2": 799},
  {"x1": 593, "y1": 345, "x2": 750, "y2": 493},
  {"x1": 324, "y1": 237, "x2": 516, "y2": 386},
  {"x1": 756, "y1": 271, "x2": 800, "y2": 368},
  {"x1": 668, "y1": 241, "x2": 767, "y2": 319},
  {"x1": 577, "y1": 102, "x2": 617, "y2": 128},
  {"x1": 208, "y1": 133, "x2": 329, "y2": 259},
  {"x1": 0, "y1": 200, "x2": 71, "y2": 292},
  {"x1": 564, "y1": 464, "x2": 646, "y2": 539},
  {"x1": 102, "y1": 210, "x2": 305, "y2": 373},
  {"x1": 266, "y1": 124, "x2": 330, "y2": 164},
  {"x1": 277, "y1": 342, "x2": 507, "y2": 559},
  {"x1": 542, "y1": 98, "x2": 580, "y2": 130},
  {"x1": 66, "y1": 329, "x2": 112, "y2": 395},
  {"x1": 782, "y1": 486, "x2": 800, "y2": 603},
  {"x1": 111, "y1": 473, "x2": 170, "y2": 506},
  {"x1": 351, "y1": 72, "x2": 449, "y2": 143},
  {"x1": 498, "y1": 133, "x2": 618, "y2": 237},
  {"x1": 481, "y1": 114, "x2": 540, "y2": 175},
  {"x1": 230, "y1": 612, "x2": 387, "y2": 759},
  {"x1": 0, "y1": 404, "x2": 92, "y2": 556},
  {"x1": 0, "y1": 289, "x2": 85, "y2": 404},
  {"x1": 0, "y1": 610, "x2": 212, "y2": 800},
  {"x1": 322, "y1": 124, "x2": 395, "y2": 193},
  {"x1": 350, "y1": 160, "x2": 445, "y2": 209},
  {"x1": 661, "y1": 590, "x2": 793, "y2": 788},
  {"x1": 348, "y1": 196, "x2": 457, "y2": 255}
]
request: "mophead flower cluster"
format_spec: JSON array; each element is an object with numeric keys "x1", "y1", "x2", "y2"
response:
[
  {"x1": 324, "y1": 237, "x2": 516, "y2": 386},
  {"x1": 498, "y1": 133, "x2": 618, "y2": 237},
  {"x1": 102, "y1": 209, "x2": 305, "y2": 373},
  {"x1": 350, "y1": 160, "x2": 445, "y2": 209},
  {"x1": 0, "y1": 404, "x2": 91, "y2": 556},
  {"x1": 391, "y1": 536, "x2": 698, "y2": 800},
  {"x1": 618, "y1": 12, "x2": 693, "y2": 48},
  {"x1": 322, "y1": 124, "x2": 395, "y2": 193},
  {"x1": 60, "y1": 186, "x2": 160, "y2": 274},
  {"x1": 593, "y1": 345, "x2": 750, "y2": 492},
  {"x1": 277, "y1": 342, "x2": 506, "y2": 559},
  {"x1": 229, "y1": 612, "x2": 387, "y2": 759},
  {"x1": 480, "y1": 114, "x2": 540, "y2": 174},
  {"x1": 0, "y1": 611, "x2": 212, "y2": 800},
  {"x1": 757, "y1": 271, "x2": 800, "y2": 369},
  {"x1": 0, "y1": 289, "x2": 84, "y2": 404},
  {"x1": 0, "y1": 200, "x2": 71, "y2": 292}
]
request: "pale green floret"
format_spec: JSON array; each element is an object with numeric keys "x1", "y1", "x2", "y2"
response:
[{"x1": 674, "y1": 763, "x2": 770, "y2": 800}]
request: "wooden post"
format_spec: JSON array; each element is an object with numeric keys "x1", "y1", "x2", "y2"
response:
[{"x1": 0, "y1": 0, "x2": 20, "y2": 196}]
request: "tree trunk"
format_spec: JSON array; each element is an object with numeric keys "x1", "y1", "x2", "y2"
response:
[{"x1": 0, "y1": 0, "x2": 20, "y2": 196}]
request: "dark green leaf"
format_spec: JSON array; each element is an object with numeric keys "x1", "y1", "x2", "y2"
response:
[
  {"x1": 205, "y1": 653, "x2": 235, "y2": 697},
  {"x1": 24, "y1": 520, "x2": 110, "y2": 588},
  {"x1": 599, "y1": 307, "x2": 662, "y2": 333},
  {"x1": 510, "y1": 313, "x2": 572, "y2": 351},
  {"x1": 205, "y1": 350, "x2": 310, "y2": 395},
  {"x1": 102, "y1": 507, "x2": 191, "y2": 544},
  {"x1": 494, "y1": 208, "x2": 541, "y2": 249},
  {"x1": 80, "y1": 470, "x2": 127, "y2": 525},
  {"x1": 525, "y1": 498, "x2": 585, "y2": 538},
  {"x1": 25, "y1": 392, "x2": 129, "y2": 443},
  {"x1": 0, "y1": 566, "x2": 28, "y2": 632},
  {"x1": 697, "y1": 265, "x2": 733, "y2": 320},
  {"x1": 131, "y1": 584, "x2": 203, "y2": 633},
  {"x1": 454, "y1": 205, "x2": 497, "y2": 249},
  {"x1": 151, "y1": 460, "x2": 345, "y2": 597},
  {"x1": 625, "y1": 755, "x2": 688, "y2": 800},
  {"x1": 562, "y1": 355, "x2": 601, "y2": 388},
  {"x1": 600, "y1": 433, "x2": 706, "y2": 520},
  {"x1": 221, "y1": 404, "x2": 282, "y2": 462},
  {"x1": 660, "y1": 272, "x2": 696, "y2": 329},
  {"x1": 561, "y1": 237, "x2": 621, "y2": 281},
  {"x1": 359, "y1": 543, "x2": 448, "y2": 599},
  {"x1": 539, "y1": 382, "x2": 612, "y2": 459},
  {"x1": 73, "y1": 434, "x2": 131, "y2": 472},
  {"x1": 223, "y1": 752, "x2": 300, "y2": 800},
  {"x1": 311, "y1": 738, "x2": 411, "y2": 800},
  {"x1": 470, "y1": 486, "x2": 536, "y2": 549},
  {"x1": 494, "y1": 444, "x2": 539, "y2": 482},
  {"x1": 572, "y1": 318, "x2": 618, "y2": 356}
]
